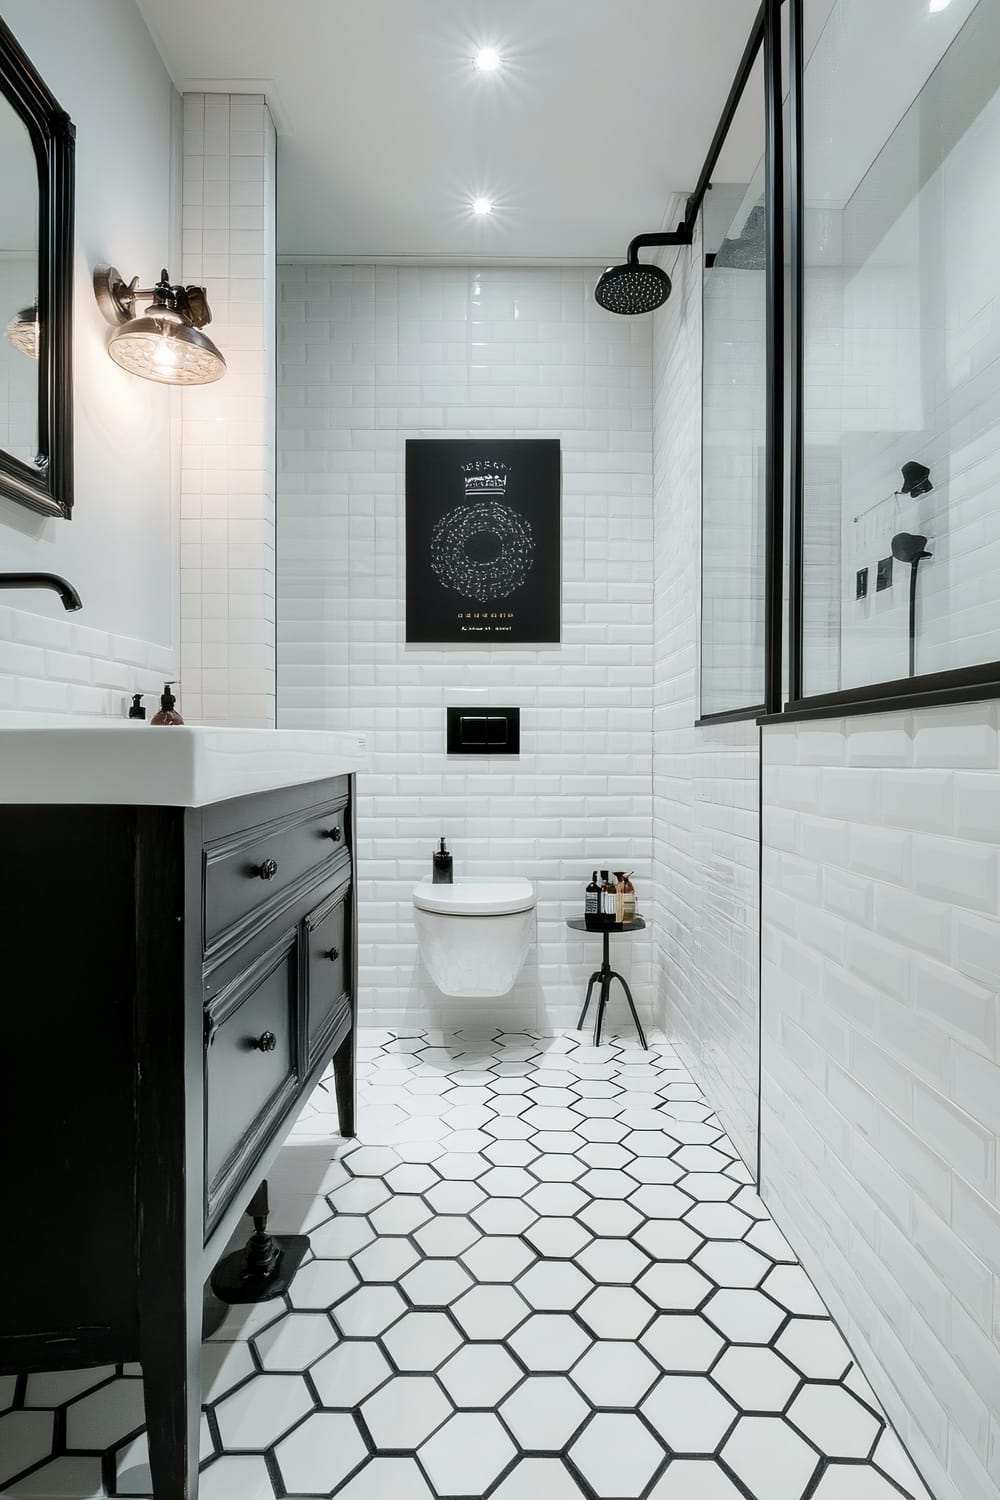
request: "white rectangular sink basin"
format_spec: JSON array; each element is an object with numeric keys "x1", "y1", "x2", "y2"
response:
[{"x1": 0, "y1": 724, "x2": 368, "y2": 807}]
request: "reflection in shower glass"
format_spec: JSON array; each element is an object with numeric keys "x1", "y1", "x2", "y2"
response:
[
  {"x1": 700, "y1": 52, "x2": 767, "y2": 717},
  {"x1": 802, "y1": 0, "x2": 1000, "y2": 694}
]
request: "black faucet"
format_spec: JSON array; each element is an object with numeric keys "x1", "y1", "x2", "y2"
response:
[{"x1": 0, "y1": 573, "x2": 83, "y2": 611}]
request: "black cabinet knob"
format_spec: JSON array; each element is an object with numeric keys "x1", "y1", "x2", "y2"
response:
[
  {"x1": 325, "y1": 826, "x2": 343, "y2": 844},
  {"x1": 255, "y1": 858, "x2": 279, "y2": 881},
  {"x1": 253, "y1": 1031, "x2": 277, "y2": 1053},
  {"x1": 327, "y1": 947, "x2": 340, "y2": 962}
]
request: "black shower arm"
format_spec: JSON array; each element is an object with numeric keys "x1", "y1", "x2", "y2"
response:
[{"x1": 626, "y1": 225, "x2": 694, "y2": 263}]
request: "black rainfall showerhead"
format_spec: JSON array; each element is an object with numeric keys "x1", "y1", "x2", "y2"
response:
[
  {"x1": 594, "y1": 227, "x2": 691, "y2": 316},
  {"x1": 900, "y1": 461, "x2": 933, "y2": 498},
  {"x1": 891, "y1": 532, "x2": 932, "y2": 564},
  {"x1": 595, "y1": 259, "x2": 672, "y2": 316}
]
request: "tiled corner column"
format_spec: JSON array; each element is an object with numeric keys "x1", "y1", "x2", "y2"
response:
[{"x1": 179, "y1": 94, "x2": 276, "y2": 726}]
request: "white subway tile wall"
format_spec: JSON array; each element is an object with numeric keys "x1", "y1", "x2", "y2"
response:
[
  {"x1": 651, "y1": 222, "x2": 762, "y2": 1172},
  {"x1": 180, "y1": 94, "x2": 277, "y2": 727},
  {"x1": 0, "y1": 602, "x2": 175, "y2": 721},
  {"x1": 761, "y1": 705, "x2": 1000, "y2": 1500},
  {"x1": 276, "y1": 264, "x2": 654, "y2": 1029}
]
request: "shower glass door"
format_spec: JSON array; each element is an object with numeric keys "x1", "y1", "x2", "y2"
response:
[{"x1": 800, "y1": 0, "x2": 1000, "y2": 696}]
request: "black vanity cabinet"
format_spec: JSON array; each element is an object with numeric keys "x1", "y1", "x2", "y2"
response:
[{"x1": 1, "y1": 773, "x2": 357, "y2": 1499}]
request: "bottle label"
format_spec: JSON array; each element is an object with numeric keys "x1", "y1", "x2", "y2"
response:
[{"x1": 585, "y1": 892, "x2": 598, "y2": 916}]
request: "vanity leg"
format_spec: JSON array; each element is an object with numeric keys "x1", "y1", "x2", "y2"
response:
[
  {"x1": 142, "y1": 1302, "x2": 200, "y2": 1500},
  {"x1": 333, "y1": 1028, "x2": 356, "y2": 1138}
]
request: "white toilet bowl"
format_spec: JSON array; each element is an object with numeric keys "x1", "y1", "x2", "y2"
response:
[{"x1": 413, "y1": 878, "x2": 536, "y2": 998}]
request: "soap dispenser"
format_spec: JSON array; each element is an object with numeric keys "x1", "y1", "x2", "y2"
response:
[
  {"x1": 433, "y1": 838, "x2": 453, "y2": 885},
  {"x1": 127, "y1": 693, "x2": 147, "y2": 722},
  {"x1": 151, "y1": 681, "x2": 184, "y2": 725}
]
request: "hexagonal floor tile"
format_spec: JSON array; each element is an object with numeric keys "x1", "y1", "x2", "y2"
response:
[
  {"x1": 461, "y1": 1235, "x2": 536, "y2": 1283},
  {"x1": 311, "y1": 1339, "x2": 391, "y2": 1408},
  {"x1": 252, "y1": 1312, "x2": 337, "y2": 1372},
  {"x1": 439, "y1": 1344, "x2": 522, "y2": 1407},
  {"x1": 382, "y1": 1311, "x2": 462, "y2": 1372},
  {"x1": 525, "y1": 1217, "x2": 593, "y2": 1259},
  {"x1": 517, "y1": 1260, "x2": 591, "y2": 1311},
  {"x1": 722, "y1": 1414, "x2": 820, "y2": 1500},
  {"x1": 633, "y1": 1220, "x2": 703, "y2": 1262},
  {"x1": 288, "y1": 1257, "x2": 359, "y2": 1311},
  {"x1": 788, "y1": 1383, "x2": 882, "y2": 1457},
  {"x1": 569, "y1": 1412, "x2": 666, "y2": 1498},
  {"x1": 648, "y1": 1459, "x2": 747, "y2": 1497},
  {"x1": 434, "y1": 1152, "x2": 491, "y2": 1181},
  {"x1": 330, "y1": 1456, "x2": 435, "y2": 1498},
  {"x1": 640, "y1": 1313, "x2": 725, "y2": 1373},
  {"x1": 333, "y1": 1284, "x2": 407, "y2": 1337},
  {"x1": 400, "y1": 1258, "x2": 473, "y2": 1308},
  {"x1": 571, "y1": 1342, "x2": 659, "y2": 1408},
  {"x1": 328, "y1": 1178, "x2": 391, "y2": 1214},
  {"x1": 682, "y1": 1203, "x2": 752, "y2": 1240},
  {"x1": 451, "y1": 1284, "x2": 531, "y2": 1340},
  {"x1": 214, "y1": 1373, "x2": 313, "y2": 1450},
  {"x1": 637, "y1": 1262, "x2": 714, "y2": 1312},
  {"x1": 480, "y1": 1165, "x2": 537, "y2": 1198},
  {"x1": 629, "y1": 1184, "x2": 692, "y2": 1219},
  {"x1": 712, "y1": 1346, "x2": 801, "y2": 1412},
  {"x1": 763, "y1": 1264, "x2": 829, "y2": 1316},
  {"x1": 508, "y1": 1313, "x2": 592, "y2": 1372},
  {"x1": 578, "y1": 1200, "x2": 643, "y2": 1238},
  {"x1": 425, "y1": 1180, "x2": 486, "y2": 1215},
  {"x1": 346, "y1": 1145, "x2": 399, "y2": 1176},
  {"x1": 385, "y1": 1163, "x2": 439, "y2": 1195},
  {"x1": 353, "y1": 1237, "x2": 421, "y2": 1283},
  {"x1": 418, "y1": 1411, "x2": 517, "y2": 1497},
  {"x1": 369, "y1": 1196, "x2": 433, "y2": 1237},
  {"x1": 641, "y1": 1375, "x2": 738, "y2": 1453},
  {"x1": 574, "y1": 1238, "x2": 649, "y2": 1285},
  {"x1": 500, "y1": 1375, "x2": 590, "y2": 1451},
  {"x1": 525, "y1": 1182, "x2": 589, "y2": 1217},
  {"x1": 22, "y1": 1368, "x2": 114, "y2": 1408},
  {"x1": 775, "y1": 1319, "x2": 852, "y2": 1380},
  {"x1": 274, "y1": 1411, "x2": 367, "y2": 1493},
  {"x1": 362, "y1": 1375, "x2": 452, "y2": 1450},
  {"x1": 64, "y1": 1379, "x2": 144, "y2": 1451},
  {"x1": 197, "y1": 1455, "x2": 272, "y2": 1500},
  {"x1": 3, "y1": 1455, "x2": 106, "y2": 1497},
  {"x1": 0, "y1": 1411, "x2": 55, "y2": 1486},
  {"x1": 471, "y1": 1197, "x2": 538, "y2": 1235},
  {"x1": 681, "y1": 1172, "x2": 740, "y2": 1203},
  {"x1": 414, "y1": 1215, "x2": 481, "y2": 1258},
  {"x1": 693, "y1": 1241, "x2": 771, "y2": 1289},
  {"x1": 310, "y1": 1214, "x2": 376, "y2": 1260},
  {"x1": 579, "y1": 1286, "x2": 655, "y2": 1339},
  {"x1": 703, "y1": 1289, "x2": 787, "y2": 1345},
  {"x1": 489, "y1": 1456, "x2": 588, "y2": 1499},
  {"x1": 578, "y1": 1167, "x2": 638, "y2": 1200}
]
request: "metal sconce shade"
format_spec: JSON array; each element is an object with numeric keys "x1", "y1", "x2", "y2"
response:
[
  {"x1": 900, "y1": 461, "x2": 933, "y2": 498},
  {"x1": 5, "y1": 304, "x2": 40, "y2": 359},
  {"x1": 94, "y1": 265, "x2": 225, "y2": 386},
  {"x1": 108, "y1": 307, "x2": 225, "y2": 386}
]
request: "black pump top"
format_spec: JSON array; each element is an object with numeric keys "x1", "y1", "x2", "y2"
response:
[
  {"x1": 160, "y1": 681, "x2": 177, "y2": 710},
  {"x1": 128, "y1": 693, "x2": 146, "y2": 720}
]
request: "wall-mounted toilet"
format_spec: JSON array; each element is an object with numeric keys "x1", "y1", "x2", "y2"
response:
[{"x1": 413, "y1": 878, "x2": 536, "y2": 998}]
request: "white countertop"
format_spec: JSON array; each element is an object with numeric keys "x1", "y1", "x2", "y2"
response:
[{"x1": 0, "y1": 724, "x2": 368, "y2": 807}]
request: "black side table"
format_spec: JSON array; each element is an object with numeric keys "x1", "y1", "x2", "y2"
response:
[{"x1": 567, "y1": 917, "x2": 648, "y2": 1049}]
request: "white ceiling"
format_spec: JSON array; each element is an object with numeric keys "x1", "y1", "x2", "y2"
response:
[{"x1": 136, "y1": 0, "x2": 760, "y2": 262}]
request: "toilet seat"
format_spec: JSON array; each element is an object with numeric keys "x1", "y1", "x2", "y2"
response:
[{"x1": 413, "y1": 878, "x2": 535, "y2": 917}]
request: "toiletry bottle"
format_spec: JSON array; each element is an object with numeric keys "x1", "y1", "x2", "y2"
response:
[
  {"x1": 128, "y1": 693, "x2": 147, "y2": 721},
  {"x1": 622, "y1": 873, "x2": 637, "y2": 924},
  {"x1": 433, "y1": 837, "x2": 454, "y2": 885},
  {"x1": 151, "y1": 681, "x2": 184, "y2": 725},
  {"x1": 585, "y1": 871, "x2": 600, "y2": 927},
  {"x1": 614, "y1": 872, "x2": 627, "y2": 926},
  {"x1": 600, "y1": 871, "x2": 616, "y2": 925}
]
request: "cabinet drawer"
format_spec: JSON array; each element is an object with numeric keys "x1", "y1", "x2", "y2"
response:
[
  {"x1": 205, "y1": 930, "x2": 298, "y2": 1226},
  {"x1": 306, "y1": 882, "x2": 351, "y2": 1061},
  {"x1": 204, "y1": 799, "x2": 349, "y2": 957}
]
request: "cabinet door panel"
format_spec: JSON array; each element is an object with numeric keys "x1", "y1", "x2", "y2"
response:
[{"x1": 306, "y1": 881, "x2": 351, "y2": 1063}]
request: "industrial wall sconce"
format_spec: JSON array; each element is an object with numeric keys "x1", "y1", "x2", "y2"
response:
[
  {"x1": 93, "y1": 266, "x2": 226, "y2": 386},
  {"x1": 5, "y1": 303, "x2": 39, "y2": 359}
]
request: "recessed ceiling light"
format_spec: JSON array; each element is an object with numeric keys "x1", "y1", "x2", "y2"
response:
[
  {"x1": 474, "y1": 46, "x2": 501, "y2": 72},
  {"x1": 472, "y1": 196, "x2": 494, "y2": 217},
  {"x1": 928, "y1": 0, "x2": 951, "y2": 10}
]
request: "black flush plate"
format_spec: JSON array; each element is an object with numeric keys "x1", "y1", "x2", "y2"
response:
[
  {"x1": 447, "y1": 706, "x2": 520, "y2": 755},
  {"x1": 876, "y1": 556, "x2": 893, "y2": 591}
]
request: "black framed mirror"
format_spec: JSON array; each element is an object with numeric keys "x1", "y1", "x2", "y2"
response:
[{"x1": 0, "y1": 16, "x2": 74, "y2": 520}]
